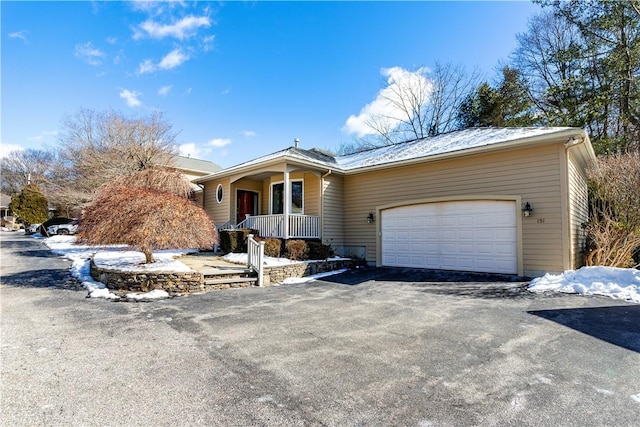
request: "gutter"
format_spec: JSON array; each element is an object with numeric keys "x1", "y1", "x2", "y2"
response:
[{"x1": 341, "y1": 128, "x2": 589, "y2": 175}]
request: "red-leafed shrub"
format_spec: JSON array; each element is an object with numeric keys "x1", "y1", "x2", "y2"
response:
[{"x1": 78, "y1": 169, "x2": 216, "y2": 263}]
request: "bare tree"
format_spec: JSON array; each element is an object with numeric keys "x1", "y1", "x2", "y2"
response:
[
  {"x1": 516, "y1": 3, "x2": 640, "y2": 153},
  {"x1": 341, "y1": 63, "x2": 480, "y2": 154},
  {"x1": 79, "y1": 168, "x2": 216, "y2": 264},
  {"x1": 1, "y1": 149, "x2": 59, "y2": 195},
  {"x1": 513, "y1": 11, "x2": 587, "y2": 128},
  {"x1": 57, "y1": 108, "x2": 178, "y2": 209}
]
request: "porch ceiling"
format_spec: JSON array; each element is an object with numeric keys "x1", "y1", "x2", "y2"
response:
[{"x1": 230, "y1": 166, "x2": 321, "y2": 183}]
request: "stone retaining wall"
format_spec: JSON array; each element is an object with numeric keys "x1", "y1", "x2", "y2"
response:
[
  {"x1": 90, "y1": 257, "x2": 365, "y2": 293},
  {"x1": 265, "y1": 258, "x2": 365, "y2": 285},
  {"x1": 90, "y1": 259, "x2": 204, "y2": 294}
]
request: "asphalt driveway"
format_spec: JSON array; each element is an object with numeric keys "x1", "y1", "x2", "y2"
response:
[{"x1": 1, "y1": 232, "x2": 639, "y2": 426}]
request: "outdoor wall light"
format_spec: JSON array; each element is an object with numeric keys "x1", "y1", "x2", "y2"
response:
[
  {"x1": 367, "y1": 212, "x2": 375, "y2": 223},
  {"x1": 522, "y1": 202, "x2": 533, "y2": 217}
]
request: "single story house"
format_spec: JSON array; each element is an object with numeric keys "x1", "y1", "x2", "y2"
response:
[
  {"x1": 1, "y1": 193, "x2": 17, "y2": 229},
  {"x1": 196, "y1": 127, "x2": 597, "y2": 277}
]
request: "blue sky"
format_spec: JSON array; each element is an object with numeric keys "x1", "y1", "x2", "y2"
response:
[{"x1": 2, "y1": 1, "x2": 541, "y2": 168}]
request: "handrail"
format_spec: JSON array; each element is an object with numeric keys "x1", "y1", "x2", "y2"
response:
[
  {"x1": 247, "y1": 234, "x2": 264, "y2": 286},
  {"x1": 216, "y1": 220, "x2": 232, "y2": 231}
]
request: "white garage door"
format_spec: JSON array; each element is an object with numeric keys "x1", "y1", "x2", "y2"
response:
[{"x1": 381, "y1": 200, "x2": 517, "y2": 274}]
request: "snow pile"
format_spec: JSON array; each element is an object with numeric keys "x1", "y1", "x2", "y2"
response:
[
  {"x1": 222, "y1": 252, "x2": 301, "y2": 267},
  {"x1": 528, "y1": 266, "x2": 640, "y2": 304},
  {"x1": 43, "y1": 235, "x2": 194, "y2": 301}
]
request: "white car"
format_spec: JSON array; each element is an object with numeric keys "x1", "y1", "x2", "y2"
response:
[
  {"x1": 27, "y1": 223, "x2": 42, "y2": 234},
  {"x1": 47, "y1": 220, "x2": 79, "y2": 235}
]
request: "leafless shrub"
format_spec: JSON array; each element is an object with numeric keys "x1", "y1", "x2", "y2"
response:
[
  {"x1": 263, "y1": 238, "x2": 282, "y2": 258},
  {"x1": 585, "y1": 152, "x2": 640, "y2": 267},
  {"x1": 286, "y1": 239, "x2": 307, "y2": 261}
]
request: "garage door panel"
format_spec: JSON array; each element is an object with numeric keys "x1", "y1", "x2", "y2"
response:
[{"x1": 382, "y1": 200, "x2": 517, "y2": 274}]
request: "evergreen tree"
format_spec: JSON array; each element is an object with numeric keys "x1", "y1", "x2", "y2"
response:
[
  {"x1": 457, "y1": 66, "x2": 535, "y2": 128},
  {"x1": 526, "y1": 1, "x2": 640, "y2": 153},
  {"x1": 10, "y1": 184, "x2": 49, "y2": 227}
]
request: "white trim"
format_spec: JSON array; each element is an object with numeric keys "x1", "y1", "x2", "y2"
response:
[{"x1": 215, "y1": 183, "x2": 224, "y2": 204}]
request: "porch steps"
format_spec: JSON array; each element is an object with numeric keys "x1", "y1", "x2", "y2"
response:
[{"x1": 202, "y1": 268, "x2": 258, "y2": 289}]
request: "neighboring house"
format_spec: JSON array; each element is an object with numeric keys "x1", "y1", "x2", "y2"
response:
[
  {"x1": 170, "y1": 155, "x2": 222, "y2": 206},
  {"x1": 0, "y1": 193, "x2": 17, "y2": 229},
  {"x1": 196, "y1": 127, "x2": 597, "y2": 277}
]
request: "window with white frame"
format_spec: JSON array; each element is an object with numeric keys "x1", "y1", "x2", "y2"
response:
[{"x1": 271, "y1": 180, "x2": 303, "y2": 214}]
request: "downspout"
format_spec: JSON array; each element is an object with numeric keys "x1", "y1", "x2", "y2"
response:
[
  {"x1": 197, "y1": 183, "x2": 205, "y2": 208},
  {"x1": 321, "y1": 169, "x2": 332, "y2": 242}
]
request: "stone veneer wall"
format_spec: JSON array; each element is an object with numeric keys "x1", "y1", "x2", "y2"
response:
[
  {"x1": 90, "y1": 259, "x2": 204, "y2": 294},
  {"x1": 90, "y1": 257, "x2": 365, "y2": 293},
  {"x1": 264, "y1": 258, "x2": 365, "y2": 285}
]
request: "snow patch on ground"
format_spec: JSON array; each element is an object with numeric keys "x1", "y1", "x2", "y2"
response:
[
  {"x1": 43, "y1": 235, "x2": 194, "y2": 301},
  {"x1": 222, "y1": 252, "x2": 352, "y2": 268},
  {"x1": 222, "y1": 252, "x2": 301, "y2": 267},
  {"x1": 281, "y1": 269, "x2": 349, "y2": 284},
  {"x1": 528, "y1": 266, "x2": 640, "y2": 304}
]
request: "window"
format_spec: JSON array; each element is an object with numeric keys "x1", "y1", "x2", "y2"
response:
[
  {"x1": 271, "y1": 180, "x2": 303, "y2": 214},
  {"x1": 216, "y1": 184, "x2": 224, "y2": 203}
]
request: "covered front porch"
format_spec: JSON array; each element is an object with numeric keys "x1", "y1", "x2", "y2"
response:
[
  {"x1": 235, "y1": 213, "x2": 320, "y2": 239},
  {"x1": 211, "y1": 163, "x2": 325, "y2": 240}
]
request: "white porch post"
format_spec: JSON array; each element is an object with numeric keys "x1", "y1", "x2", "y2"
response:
[{"x1": 283, "y1": 165, "x2": 290, "y2": 239}]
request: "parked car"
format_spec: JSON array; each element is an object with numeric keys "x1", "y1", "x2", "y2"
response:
[
  {"x1": 47, "y1": 219, "x2": 79, "y2": 236},
  {"x1": 39, "y1": 217, "x2": 74, "y2": 236},
  {"x1": 25, "y1": 223, "x2": 42, "y2": 235}
]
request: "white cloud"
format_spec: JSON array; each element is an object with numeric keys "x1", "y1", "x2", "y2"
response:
[
  {"x1": 242, "y1": 130, "x2": 257, "y2": 138},
  {"x1": 27, "y1": 130, "x2": 58, "y2": 142},
  {"x1": 158, "y1": 85, "x2": 173, "y2": 96},
  {"x1": 207, "y1": 138, "x2": 231, "y2": 148},
  {"x1": 119, "y1": 89, "x2": 142, "y2": 107},
  {"x1": 133, "y1": 15, "x2": 211, "y2": 40},
  {"x1": 74, "y1": 42, "x2": 106, "y2": 66},
  {"x1": 0, "y1": 143, "x2": 24, "y2": 158},
  {"x1": 137, "y1": 59, "x2": 156, "y2": 74},
  {"x1": 177, "y1": 143, "x2": 203, "y2": 158},
  {"x1": 221, "y1": 87, "x2": 231, "y2": 95},
  {"x1": 158, "y1": 48, "x2": 189, "y2": 70},
  {"x1": 9, "y1": 30, "x2": 29, "y2": 43},
  {"x1": 342, "y1": 66, "x2": 433, "y2": 137},
  {"x1": 201, "y1": 34, "x2": 215, "y2": 52},
  {"x1": 106, "y1": 36, "x2": 118, "y2": 44}
]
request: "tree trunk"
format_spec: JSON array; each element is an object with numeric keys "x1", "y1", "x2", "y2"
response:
[{"x1": 142, "y1": 246, "x2": 155, "y2": 264}]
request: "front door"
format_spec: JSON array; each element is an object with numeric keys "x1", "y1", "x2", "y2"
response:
[{"x1": 237, "y1": 190, "x2": 258, "y2": 223}]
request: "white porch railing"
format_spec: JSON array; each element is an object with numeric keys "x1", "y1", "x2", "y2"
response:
[
  {"x1": 247, "y1": 234, "x2": 264, "y2": 286},
  {"x1": 236, "y1": 214, "x2": 320, "y2": 239}
]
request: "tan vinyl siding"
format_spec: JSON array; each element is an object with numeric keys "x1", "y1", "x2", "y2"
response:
[
  {"x1": 322, "y1": 173, "x2": 345, "y2": 247},
  {"x1": 343, "y1": 143, "x2": 565, "y2": 274},
  {"x1": 567, "y1": 150, "x2": 589, "y2": 269},
  {"x1": 203, "y1": 178, "x2": 231, "y2": 227}
]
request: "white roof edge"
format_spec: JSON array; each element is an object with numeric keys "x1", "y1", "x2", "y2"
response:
[
  {"x1": 196, "y1": 127, "x2": 591, "y2": 182},
  {"x1": 341, "y1": 127, "x2": 588, "y2": 174}
]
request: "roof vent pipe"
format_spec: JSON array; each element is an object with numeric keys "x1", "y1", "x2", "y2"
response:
[{"x1": 294, "y1": 138, "x2": 300, "y2": 148}]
